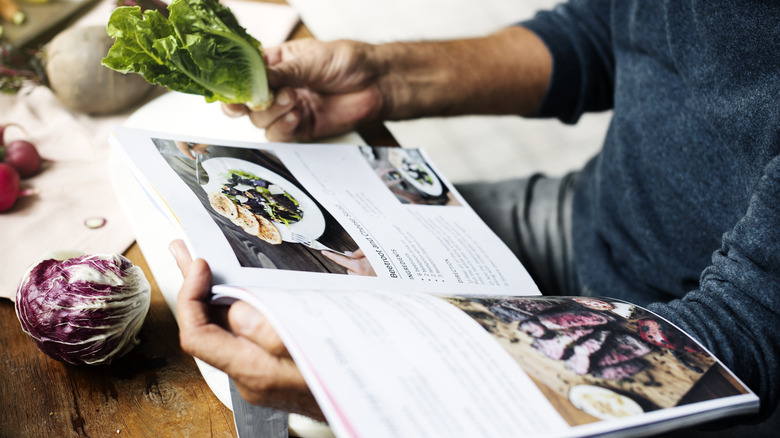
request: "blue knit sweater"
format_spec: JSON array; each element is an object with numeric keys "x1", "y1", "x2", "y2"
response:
[{"x1": 523, "y1": 0, "x2": 779, "y2": 419}]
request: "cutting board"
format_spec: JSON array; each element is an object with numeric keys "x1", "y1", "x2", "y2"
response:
[{"x1": 1, "y1": 0, "x2": 100, "y2": 50}]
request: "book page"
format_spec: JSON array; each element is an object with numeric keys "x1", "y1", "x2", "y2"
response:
[
  {"x1": 214, "y1": 288, "x2": 758, "y2": 438},
  {"x1": 111, "y1": 126, "x2": 540, "y2": 296},
  {"x1": 218, "y1": 287, "x2": 569, "y2": 438}
]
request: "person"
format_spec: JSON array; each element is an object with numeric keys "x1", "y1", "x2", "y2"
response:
[
  {"x1": 322, "y1": 248, "x2": 377, "y2": 276},
  {"x1": 173, "y1": 0, "x2": 780, "y2": 432}
]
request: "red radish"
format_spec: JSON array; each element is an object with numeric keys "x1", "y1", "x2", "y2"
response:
[
  {"x1": 0, "y1": 163, "x2": 20, "y2": 212},
  {"x1": 3, "y1": 140, "x2": 41, "y2": 178}
]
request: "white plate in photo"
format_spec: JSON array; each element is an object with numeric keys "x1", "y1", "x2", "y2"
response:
[
  {"x1": 569, "y1": 385, "x2": 644, "y2": 420},
  {"x1": 388, "y1": 148, "x2": 443, "y2": 197},
  {"x1": 200, "y1": 157, "x2": 326, "y2": 242}
]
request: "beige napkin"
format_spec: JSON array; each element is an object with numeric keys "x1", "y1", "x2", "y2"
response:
[{"x1": 1, "y1": 0, "x2": 300, "y2": 301}]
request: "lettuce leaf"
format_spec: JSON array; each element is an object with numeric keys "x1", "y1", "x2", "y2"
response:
[{"x1": 101, "y1": 0, "x2": 272, "y2": 110}]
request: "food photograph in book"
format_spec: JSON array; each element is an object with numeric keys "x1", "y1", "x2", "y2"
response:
[
  {"x1": 360, "y1": 146, "x2": 461, "y2": 206},
  {"x1": 442, "y1": 296, "x2": 751, "y2": 426},
  {"x1": 152, "y1": 138, "x2": 375, "y2": 275}
]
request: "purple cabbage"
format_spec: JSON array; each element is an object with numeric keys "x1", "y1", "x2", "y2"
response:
[{"x1": 15, "y1": 254, "x2": 151, "y2": 365}]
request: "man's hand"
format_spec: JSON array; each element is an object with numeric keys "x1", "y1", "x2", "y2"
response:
[
  {"x1": 170, "y1": 239, "x2": 325, "y2": 421},
  {"x1": 224, "y1": 27, "x2": 552, "y2": 143},
  {"x1": 223, "y1": 38, "x2": 385, "y2": 142},
  {"x1": 322, "y1": 248, "x2": 377, "y2": 276}
]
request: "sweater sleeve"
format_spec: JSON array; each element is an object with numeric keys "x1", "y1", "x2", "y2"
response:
[
  {"x1": 520, "y1": 0, "x2": 615, "y2": 123},
  {"x1": 648, "y1": 154, "x2": 780, "y2": 420}
]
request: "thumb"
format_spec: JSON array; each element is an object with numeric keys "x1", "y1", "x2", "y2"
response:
[{"x1": 169, "y1": 239, "x2": 193, "y2": 276}]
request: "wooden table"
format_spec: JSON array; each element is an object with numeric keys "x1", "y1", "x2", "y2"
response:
[{"x1": 0, "y1": 244, "x2": 237, "y2": 437}]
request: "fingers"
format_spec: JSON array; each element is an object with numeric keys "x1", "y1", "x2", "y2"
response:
[
  {"x1": 191, "y1": 143, "x2": 209, "y2": 155},
  {"x1": 322, "y1": 249, "x2": 378, "y2": 276},
  {"x1": 231, "y1": 356, "x2": 325, "y2": 421},
  {"x1": 263, "y1": 46, "x2": 284, "y2": 69},
  {"x1": 221, "y1": 103, "x2": 250, "y2": 118},
  {"x1": 175, "y1": 257, "x2": 220, "y2": 354},
  {"x1": 170, "y1": 239, "x2": 323, "y2": 419},
  {"x1": 263, "y1": 111, "x2": 301, "y2": 142},
  {"x1": 221, "y1": 94, "x2": 301, "y2": 142},
  {"x1": 169, "y1": 239, "x2": 194, "y2": 276},
  {"x1": 228, "y1": 301, "x2": 291, "y2": 358},
  {"x1": 235, "y1": 87, "x2": 297, "y2": 140},
  {"x1": 182, "y1": 303, "x2": 320, "y2": 418},
  {"x1": 322, "y1": 250, "x2": 363, "y2": 273},
  {"x1": 219, "y1": 317, "x2": 315, "y2": 415},
  {"x1": 222, "y1": 95, "x2": 301, "y2": 142},
  {"x1": 174, "y1": 260, "x2": 273, "y2": 376},
  {"x1": 174, "y1": 141, "x2": 195, "y2": 159},
  {"x1": 171, "y1": 240, "x2": 235, "y2": 369}
]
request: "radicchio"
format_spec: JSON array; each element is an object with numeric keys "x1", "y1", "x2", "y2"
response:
[{"x1": 15, "y1": 253, "x2": 151, "y2": 365}]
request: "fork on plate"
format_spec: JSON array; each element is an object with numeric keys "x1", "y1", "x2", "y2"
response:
[{"x1": 290, "y1": 232, "x2": 353, "y2": 258}]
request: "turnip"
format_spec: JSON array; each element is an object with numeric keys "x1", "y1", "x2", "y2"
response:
[
  {"x1": 1, "y1": 25, "x2": 155, "y2": 114},
  {"x1": 0, "y1": 162, "x2": 20, "y2": 212},
  {"x1": 44, "y1": 25, "x2": 156, "y2": 115}
]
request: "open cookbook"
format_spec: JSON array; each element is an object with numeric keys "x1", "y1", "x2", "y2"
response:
[{"x1": 111, "y1": 126, "x2": 758, "y2": 438}]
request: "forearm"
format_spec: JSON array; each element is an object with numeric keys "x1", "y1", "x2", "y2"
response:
[{"x1": 371, "y1": 26, "x2": 552, "y2": 120}]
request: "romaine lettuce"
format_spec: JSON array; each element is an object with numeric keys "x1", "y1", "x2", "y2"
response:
[{"x1": 101, "y1": 0, "x2": 273, "y2": 110}]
